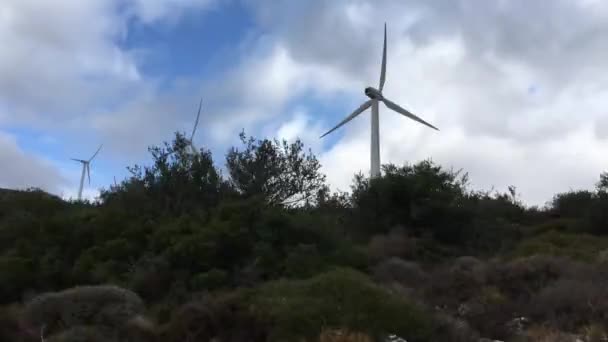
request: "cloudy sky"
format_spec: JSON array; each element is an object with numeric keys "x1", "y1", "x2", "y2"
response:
[{"x1": 1, "y1": 0, "x2": 607, "y2": 206}]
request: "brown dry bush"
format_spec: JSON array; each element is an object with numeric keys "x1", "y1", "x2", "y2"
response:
[
  {"x1": 521, "y1": 326, "x2": 581, "y2": 342},
  {"x1": 461, "y1": 286, "x2": 517, "y2": 340},
  {"x1": 430, "y1": 312, "x2": 480, "y2": 342},
  {"x1": 486, "y1": 255, "x2": 567, "y2": 300},
  {"x1": 372, "y1": 258, "x2": 427, "y2": 289},
  {"x1": 368, "y1": 228, "x2": 415, "y2": 261},
  {"x1": 425, "y1": 256, "x2": 487, "y2": 307},
  {"x1": 22, "y1": 285, "x2": 147, "y2": 340},
  {"x1": 158, "y1": 293, "x2": 267, "y2": 342},
  {"x1": 528, "y1": 278, "x2": 608, "y2": 331},
  {"x1": 0, "y1": 305, "x2": 37, "y2": 342}
]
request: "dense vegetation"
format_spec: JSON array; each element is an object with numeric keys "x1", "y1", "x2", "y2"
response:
[{"x1": 2, "y1": 132, "x2": 608, "y2": 341}]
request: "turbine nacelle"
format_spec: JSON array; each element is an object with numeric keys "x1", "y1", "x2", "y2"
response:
[{"x1": 364, "y1": 87, "x2": 383, "y2": 100}]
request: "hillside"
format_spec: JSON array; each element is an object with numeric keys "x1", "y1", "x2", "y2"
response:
[{"x1": 1, "y1": 132, "x2": 608, "y2": 342}]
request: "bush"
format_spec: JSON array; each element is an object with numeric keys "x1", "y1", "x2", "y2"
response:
[
  {"x1": 512, "y1": 230, "x2": 608, "y2": 262},
  {"x1": 282, "y1": 244, "x2": 325, "y2": 278},
  {"x1": 158, "y1": 293, "x2": 267, "y2": 342},
  {"x1": 426, "y1": 256, "x2": 487, "y2": 306},
  {"x1": 522, "y1": 326, "x2": 582, "y2": 342},
  {"x1": 319, "y1": 329, "x2": 373, "y2": 342},
  {"x1": 529, "y1": 278, "x2": 608, "y2": 330},
  {"x1": 23, "y1": 285, "x2": 145, "y2": 336},
  {"x1": 0, "y1": 256, "x2": 34, "y2": 303},
  {"x1": 372, "y1": 258, "x2": 427, "y2": 289},
  {"x1": 246, "y1": 268, "x2": 434, "y2": 342},
  {"x1": 46, "y1": 326, "x2": 114, "y2": 342},
  {"x1": 430, "y1": 313, "x2": 480, "y2": 342},
  {"x1": 328, "y1": 243, "x2": 370, "y2": 271},
  {"x1": 368, "y1": 228, "x2": 452, "y2": 263},
  {"x1": 368, "y1": 228, "x2": 413, "y2": 261},
  {"x1": 190, "y1": 268, "x2": 229, "y2": 291},
  {"x1": 487, "y1": 255, "x2": 566, "y2": 300},
  {"x1": 127, "y1": 255, "x2": 172, "y2": 301},
  {"x1": 551, "y1": 190, "x2": 595, "y2": 220},
  {"x1": 0, "y1": 305, "x2": 38, "y2": 342}
]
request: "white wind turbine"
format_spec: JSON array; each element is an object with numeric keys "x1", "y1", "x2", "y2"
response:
[
  {"x1": 320, "y1": 23, "x2": 439, "y2": 178},
  {"x1": 71, "y1": 144, "x2": 102, "y2": 201},
  {"x1": 185, "y1": 98, "x2": 203, "y2": 155}
]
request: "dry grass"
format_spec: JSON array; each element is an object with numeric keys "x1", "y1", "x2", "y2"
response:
[
  {"x1": 318, "y1": 329, "x2": 373, "y2": 342},
  {"x1": 524, "y1": 326, "x2": 580, "y2": 342}
]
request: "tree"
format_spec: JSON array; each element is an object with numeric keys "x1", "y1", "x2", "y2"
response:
[
  {"x1": 350, "y1": 160, "x2": 470, "y2": 241},
  {"x1": 597, "y1": 172, "x2": 608, "y2": 193},
  {"x1": 101, "y1": 132, "x2": 230, "y2": 216},
  {"x1": 226, "y1": 132, "x2": 326, "y2": 207}
]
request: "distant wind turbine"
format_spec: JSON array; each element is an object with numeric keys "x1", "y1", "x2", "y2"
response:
[
  {"x1": 71, "y1": 144, "x2": 102, "y2": 201},
  {"x1": 185, "y1": 98, "x2": 203, "y2": 155},
  {"x1": 320, "y1": 23, "x2": 439, "y2": 178}
]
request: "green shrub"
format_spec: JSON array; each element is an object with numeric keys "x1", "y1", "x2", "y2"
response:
[
  {"x1": 46, "y1": 326, "x2": 114, "y2": 342},
  {"x1": 127, "y1": 255, "x2": 172, "y2": 301},
  {"x1": 368, "y1": 228, "x2": 452, "y2": 263},
  {"x1": 282, "y1": 244, "x2": 325, "y2": 278},
  {"x1": 512, "y1": 230, "x2": 608, "y2": 262},
  {"x1": 190, "y1": 268, "x2": 229, "y2": 291},
  {"x1": 0, "y1": 256, "x2": 34, "y2": 303},
  {"x1": 328, "y1": 243, "x2": 370, "y2": 271},
  {"x1": 246, "y1": 268, "x2": 434, "y2": 342}
]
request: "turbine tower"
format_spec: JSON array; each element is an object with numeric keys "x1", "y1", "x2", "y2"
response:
[
  {"x1": 71, "y1": 144, "x2": 102, "y2": 201},
  {"x1": 185, "y1": 98, "x2": 203, "y2": 155},
  {"x1": 320, "y1": 23, "x2": 439, "y2": 178}
]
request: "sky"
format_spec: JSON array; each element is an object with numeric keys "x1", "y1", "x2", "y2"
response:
[{"x1": 1, "y1": 0, "x2": 608, "y2": 206}]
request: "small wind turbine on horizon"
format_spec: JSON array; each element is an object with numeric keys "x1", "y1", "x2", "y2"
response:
[
  {"x1": 185, "y1": 98, "x2": 203, "y2": 155},
  {"x1": 320, "y1": 23, "x2": 439, "y2": 179},
  {"x1": 71, "y1": 144, "x2": 102, "y2": 201}
]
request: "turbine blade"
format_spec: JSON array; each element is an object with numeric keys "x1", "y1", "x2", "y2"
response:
[
  {"x1": 379, "y1": 23, "x2": 387, "y2": 92},
  {"x1": 71, "y1": 158, "x2": 84, "y2": 163},
  {"x1": 88, "y1": 144, "x2": 103, "y2": 162},
  {"x1": 191, "y1": 97, "x2": 203, "y2": 141},
  {"x1": 382, "y1": 98, "x2": 439, "y2": 131},
  {"x1": 86, "y1": 164, "x2": 91, "y2": 185},
  {"x1": 320, "y1": 100, "x2": 373, "y2": 138}
]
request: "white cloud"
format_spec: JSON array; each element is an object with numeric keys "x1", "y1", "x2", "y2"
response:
[
  {"x1": 0, "y1": 131, "x2": 66, "y2": 192},
  {"x1": 203, "y1": 43, "x2": 360, "y2": 145},
  {"x1": 0, "y1": 0, "x2": 217, "y2": 128},
  {"x1": 275, "y1": 109, "x2": 325, "y2": 151},
  {"x1": 0, "y1": 0, "x2": 140, "y2": 126},
  {"x1": 242, "y1": 0, "x2": 608, "y2": 205},
  {"x1": 127, "y1": 0, "x2": 216, "y2": 24}
]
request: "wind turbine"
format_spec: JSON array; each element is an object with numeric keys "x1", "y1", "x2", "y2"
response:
[
  {"x1": 185, "y1": 98, "x2": 203, "y2": 155},
  {"x1": 320, "y1": 23, "x2": 439, "y2": 178},
  {"x1": 71, "y1": 144, "x2": 102, "y2": 201}
]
